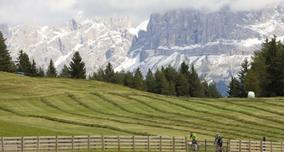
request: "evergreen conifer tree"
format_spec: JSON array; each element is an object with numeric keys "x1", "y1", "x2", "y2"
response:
[
  {"x1": 133, "y1": 68, "x2": 145, "y2": 90},
  {"x1": 204, "y1": 82, "x2": 221, "y2": 98},
  {"x1": 175, "y1": 74, "x2": 189, "y2": 96},
  {"x1": 245, "y1": 37, "x2": 283, "y2": 97},
  {"x1": 114, "y1": 71, "x2": 126, "y2": 85},
  {"x1": 168, "y1": 81, "x2": 176, "y2": 96},
  {"x1": 124, "y1": 72, "x2": 134, "y2": 87},
  {"x1": 0, "y1": 32, "x2": 15, "y2": 72},
  {"x1": 189, "y1": 65, "x2": 205, "y2": 97},
  {"x1": 69, "y1": 51, "x2": 86, "y2": 79},
  {"x1": 237, "y1": 58, "x2": 249, "y2": 97},
  {"x1": 46, "y1": 59, "x2": 57, "y2": 77},
  {"x1": 145, "y1": 69, "x2": 156, "y2": 92},
  {"x1": 60, "y1": 64, "x2": 70, "y2": 78},
  {"x1": 163, "y1": 66, "x2": 177, "y2": 95},
  {"x1": 155, "y1": 70, "x2": 172, "y2": 95},
  {"x1": 37, "y1": 67, "x2": 45, "y2": 77},
  {"x1": 17, "y1": 50, "x2": 32, "y2": 75},
  {"x1": 163, "y1": 66, "x2": 177, "y2": 82},
  {"x1": 264, "y1": 37, "x2": 284, "y2": 96},
  {"x1": 92, "y1": 68, "x2": 105, "y2": 81},
  {"x1": 30, "y1": 59, "x2": 38, "y2": 76},
  {"x1": 179, "y1": 62, "x2": 190, "y2": 76},
  {"x1": 228, "y1": 77, "x2": 241, "y2": 97},
  {"x1": 104, "y1": 62, "x2": 115, "y2": 82}
]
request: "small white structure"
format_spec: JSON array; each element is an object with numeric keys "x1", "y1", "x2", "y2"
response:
[{"x1": 248, "y1": 91, "x2": 255, "y2": 98}]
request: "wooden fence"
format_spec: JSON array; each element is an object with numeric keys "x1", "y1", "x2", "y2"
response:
[
  {"x1": 229, "y1": 140, "x2": 283, "y2": 152},
  {"x1": 191, "y1": 140, "x2": 283, "y2": 152},
  {"x1": 0, "y1": 136, "x2": 283, "y2": 152},
  {"x1": 0, "y1": 136, "x2": 186, "y2": 152}
]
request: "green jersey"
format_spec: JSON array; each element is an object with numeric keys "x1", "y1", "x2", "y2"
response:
[{"x1": 188, "y1": 134, "x2": 197, "y2": 142}]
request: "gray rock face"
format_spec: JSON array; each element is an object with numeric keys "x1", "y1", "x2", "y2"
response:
[
  {"x1": 131, "y1": 6, "x2": 283, "y2": 52},
  {"x1": 123, "y1": 5, "x2": 283, "y2": 95},
  {"x1": 70, "y1": 19, "x2": 78, "y2": 31},
  {"x1": 1, "y1": 16, "x2": 135, "y2": 75}
]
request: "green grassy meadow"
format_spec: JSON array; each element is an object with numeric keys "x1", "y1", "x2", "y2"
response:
[{"x1": 0, "y1": 72, "x2": 283, "y2": 141}]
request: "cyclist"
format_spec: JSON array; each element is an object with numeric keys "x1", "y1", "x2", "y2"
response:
[
  {"x1": 189, "y1": 133, "x2": 198, "y2": 152},
  {"x1": 214, "y1": 133, "x2": 223, "y2": 152}
]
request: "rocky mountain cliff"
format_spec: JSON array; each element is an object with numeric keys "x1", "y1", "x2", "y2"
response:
[
  {"x1": 119, "y1": 5, "x2": 283, "y2": 95},
  {"x1": 1, "y1": 5, "x2": 283, "y2": 95},
  {"x1": 2, "y1": 13, "x2": 135, "y2": 74}
]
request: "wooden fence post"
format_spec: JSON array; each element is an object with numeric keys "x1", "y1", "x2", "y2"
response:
[
  {"x1": 21, "y1": 137, "x2": 24, "y2": 152},
  {"x1": 37, "y1": 136, "x2": 39, "y2": 152},
  {"x1": 55, "y1": 136, "x2": 58, "y2": 152},
  {"x1": 101, "y1": 135, "x2": 104, "y2": 151},
  {"x1": 71, "y1": 136, "x2": 74, "y2": 152},
  {"x1": 185, "y1": 136, "x2": 188, "y2": 152},
  {"x1": 226, "y1": 140, "x2": 229, "y2": 152},
  {"x1": 281, "y1": 141, "x2": 283, "y2": 152},
  {"x1": 205, "y1": 139, "x2": 207, "y2": 152},
  {"x1": 1, "y1": 137, "x2": 4, "y2": 152},
  {"x1": 160, "y1": 136, "x2": 162, "y2": 152},
  {"x1": 228, "y1": 140, "x2": 231, "y2": 152},
  {"x1": 239, "y1": 140, "x2": 241, "y2": 152},
  {"x1": 118, "y1": 136, "x2": 120, "y2": 152},
  {"x1": 270, "y1": 141, "x2": 272, "y2": 152},
  {"x1": 132, "y1": 136, "x2": 135, "y2": 151},
  {"x1": 172, "y1": 136, "x2": 175, "y2": 152},
  {"x1": 260, "y1": 141, "x2": 262, "y2": 152},
  {"x1": 87, "y1": 135, "x2": 90, "y2": 152},
  {"x1": 249, "y1": 140, "x2": 251, "y2": 152},
  {"x1": 147, "y1": 136, "x2": 150, "y2": 152}
]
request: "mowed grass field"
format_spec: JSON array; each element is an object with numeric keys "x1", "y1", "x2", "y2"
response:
[{"x1": 0, "y1": 72, "x2": 283, "y2": 141}]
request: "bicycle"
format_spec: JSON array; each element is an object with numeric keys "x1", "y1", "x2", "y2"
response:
[
  {"x1": 188, "y1": 141, "x2": 199, "y2": 152},
  {"x1": 215, "y1": 145, "x2": 223, "y2": 152}
]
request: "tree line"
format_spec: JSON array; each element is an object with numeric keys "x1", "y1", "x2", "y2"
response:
[
  {"x1": 0, "y1": 31, "x2": 221, "y2": 98},
  {"x1": 228, "y1": 36, "x2": 284, "y2": 97},
  {"x1": 2, "y1": 49, "x2": 86, "y2": 79},
  {"x1": 2, "y1": 30, "x2": 283, "y2": 98},
  {"x1": 89, "y1": 62, "x2": 221, "y2": 98}
]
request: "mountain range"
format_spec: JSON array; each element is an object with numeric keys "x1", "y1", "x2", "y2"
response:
[{"x1": 0, "y1": 4, "x2": 283, "y2": 95}]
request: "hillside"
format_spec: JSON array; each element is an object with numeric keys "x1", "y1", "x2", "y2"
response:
[{"x1": 0, "y1": 72, "x2": 283, "y2": 141}]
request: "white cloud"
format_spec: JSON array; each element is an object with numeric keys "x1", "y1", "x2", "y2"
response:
[
  {"x1": 0, "y1": 0, "x2": 77, "y2": 25},
  {"x1": 0, "y1": 0, "x2": 282, "y2": 25},
  {"x1": 229, "y1": 0, "x2": 281, "y2": 11},
  {"x1": 74, "y1": 0, "x2": 282, "y2": 24}
]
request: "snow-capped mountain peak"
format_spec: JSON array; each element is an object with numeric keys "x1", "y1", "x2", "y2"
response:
[
  {"x1": 0, "y1": 4, "x2": 283, "y2": 95},
  {"x1": 125, "y1": 5, "x2": 283, "y2": 95},
  {"x1": 128, "y1": 20, "x2": 149, "y2": 37},
  {"x1": 4, "y1": 16, "x2": 135, "y2": 75}
]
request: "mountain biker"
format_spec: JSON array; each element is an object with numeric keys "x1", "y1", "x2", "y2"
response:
[
  {"x1": 190, "y1": 133, "x2": 197, "y2": 144},
  {"x1": 214, "y1": 134, "x2": 223, "y2": 152},
  {"x1": 189, "y1": 133, "x2": 198, "y2": 151}
]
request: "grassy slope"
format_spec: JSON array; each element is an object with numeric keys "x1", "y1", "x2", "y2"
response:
[{"x1": 0, "y1": 72, "x2": 283, "y2": 141}]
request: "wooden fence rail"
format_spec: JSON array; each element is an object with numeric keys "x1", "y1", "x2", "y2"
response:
[
  {"x1": 0, "y1": 136, "x2": 283, "y2": 152},
  {"x1": 229, "y1": 140, "x2": 284, "y2": 152}
]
